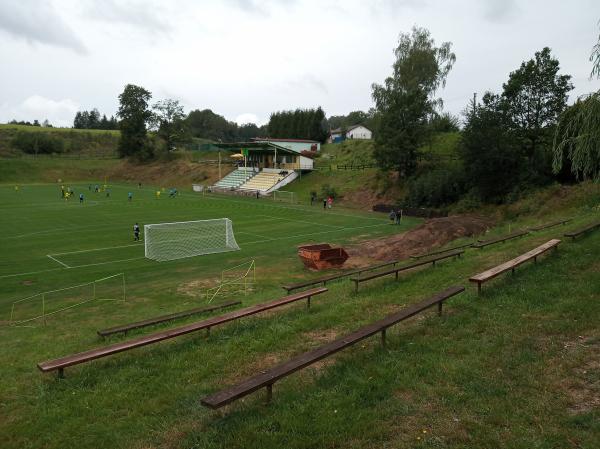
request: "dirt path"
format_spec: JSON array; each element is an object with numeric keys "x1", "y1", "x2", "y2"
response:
[{"x1": 345, "y1": 215, "x2": 493, "y2": 266}]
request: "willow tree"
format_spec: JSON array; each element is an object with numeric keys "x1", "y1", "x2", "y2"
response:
[
  {"x1": 371, "y1": 26, "x2": 455, "y2": 177},
  {"x1": 553, "y1": 32, "x2": 600, "y2": 179}
]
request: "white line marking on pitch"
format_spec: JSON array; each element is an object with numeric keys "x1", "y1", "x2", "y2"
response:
[
  {"x1": 256, "y1": 214, "x2": 344, "y2": 229},
  {"x1": 46, "y1": 255, "x2": 71, "y2": 268},
  {"x1": 51, "y1": 243, "x2": 141, "y2": 256}
]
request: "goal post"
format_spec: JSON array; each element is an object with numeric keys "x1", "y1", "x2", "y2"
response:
[
  {"x1": 272, "y1": 190, "x2": 295, "y2": 203},
  {"x1": 144, "y1": 218, "x2": 240, "y2": 262}
]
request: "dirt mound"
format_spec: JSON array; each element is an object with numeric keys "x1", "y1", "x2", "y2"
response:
[{"x1": 346, "y1": 215, "x2": 493, "y2": 263}]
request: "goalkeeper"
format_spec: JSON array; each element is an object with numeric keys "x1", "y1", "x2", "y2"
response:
[{"x1": 133, "y1": 223, "x2": 140, "y2": 241}]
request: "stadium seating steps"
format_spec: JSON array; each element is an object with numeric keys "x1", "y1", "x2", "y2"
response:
[
  {"x1": 239, "y1": 171, "x2": 285, "y2": 192},
  {"x1": 213, "y1": 168, "x2": 256, "y2": 189}
]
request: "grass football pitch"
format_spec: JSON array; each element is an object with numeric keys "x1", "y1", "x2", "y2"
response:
[{"x1": 1, "y1": 183, "x2": 599, "y2": 449}]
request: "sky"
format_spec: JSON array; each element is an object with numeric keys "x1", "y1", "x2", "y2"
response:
[{"x1": 1, "y1": 0, "x2": 599, "y2": 127}]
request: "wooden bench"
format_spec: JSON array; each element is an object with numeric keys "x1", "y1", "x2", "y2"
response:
[
  {"x1": 472, "y1": 230, "x2": 529, "y2": 249},
  {"x1": 350, "y1": 250, "x2": 464, "y2": 292},
  {"x1": 200, "y1": 285, "x2": 465, "y2": 409},
  {"x1": 529, "y1": 218, "x2": 571, "y2": 232},
  {"x1": 564, "y1": 221, "x2": 600, "y2": 240},
  {"x1": 281, "y1": 260, "x2": 398, "y2": 293},
  {"x1": 38, "y1": 288, "x2": 327, "y2": 377},
  {"x1": 469, "y1": 239, "x2": 560, "y2": 294},
  {"x1": 409, "y1": 241, "x2": 474, "y2": 259},
  {"x1": 97, "y1": 300, "x2": 241, "y2": 338}
]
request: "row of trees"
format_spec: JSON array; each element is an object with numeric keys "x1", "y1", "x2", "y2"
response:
[
  {"x1": 8, "y1": 119, "x2": 52, "y2": 127},
  {"x1": 185, "y1": 109, "x2": 267, "y2": 142},
  {"x1": 372, "y1": 26, "x2": 598, "y2": 208},
  {"x1": 267, "y1": 108, "x2": 328, "y2": 141},
  {"x1": 73, "y1": 109, "x2": 118, "y2": 130}
]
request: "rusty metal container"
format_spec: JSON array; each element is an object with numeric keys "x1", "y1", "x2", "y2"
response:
[{"x1": 297, "y1": 243, "x2": 349, "y2": 270}]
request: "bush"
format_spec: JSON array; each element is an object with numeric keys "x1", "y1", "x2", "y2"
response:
[
  {"x1": 10, "y1": 131, "x2": 64, "y2": 154},
  {"x1": 405, "y1": 166, "x2": 466, "y2": 208},
  {"x1": 321, "y1": 183, "x2": 338, "y2": 199}
]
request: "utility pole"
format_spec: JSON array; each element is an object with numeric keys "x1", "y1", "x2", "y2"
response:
[{"x1": 473, "y1": 92, "x2": 477, "y2": 114}]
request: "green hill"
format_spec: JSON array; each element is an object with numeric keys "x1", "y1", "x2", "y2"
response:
[{"x1": 0, "y1": 124, "x2": 120, "y2": 157}]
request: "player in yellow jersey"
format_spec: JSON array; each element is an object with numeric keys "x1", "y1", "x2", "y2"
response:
[{"x1": 156, "y1": 190, "x2": 161, "y2": 199}]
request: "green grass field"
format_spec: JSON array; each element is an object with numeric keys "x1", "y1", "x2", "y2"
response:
[{"x1": 1, "y1": 182, "x2": 599, "y2": 449}]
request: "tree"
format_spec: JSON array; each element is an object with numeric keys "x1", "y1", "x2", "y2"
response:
[
  {"x1": 151, "y1": 99, "x2": 189, "y2": 151},
  {"x1": 117, "y1": 84, "x2": 153, "y2": 159},
  {"x1": 502, "y1": 47, "x2": 572, "y2": 172},
  {"x1": 371, "y1": 26, "x2": 455, "y2": 177},
  {"x1": 553, "y1": 32, "x2": 600, "y2": 179},
  {"x1": 460, "y1": 93, "x2": 522, "y2": 202}
]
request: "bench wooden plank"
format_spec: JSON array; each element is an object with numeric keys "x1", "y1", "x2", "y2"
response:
[
  {"x1": 472, "y1": 230, "x2": 529, "y2": 249},
  {"x1": 469, "y1": 239, "x2": 560, "y2": 294},
  {"x1": 564, "y1": 221, "x2": 600, "y2": 239},
  {"x1": 409, "y1": 241, "x2": 474, "y2": 259},
  {"x1": 97, "y1": 300, "x2": 241, "y2": 338},
  {"x1": 38, "y1": 288, "x2": 328, "y2": 376},
  {"x1": 281, "y1": 260, "x2": 398, "y2": 292},
  {"x1": 529, "y1": 218, "x2": 571, "y2": 232},
  {"x1": 350, "y1": 250, "x2": 464, "y2": 292},
  {"x1": 201, "y1": 286, "x2": 465, "y2": 409}
]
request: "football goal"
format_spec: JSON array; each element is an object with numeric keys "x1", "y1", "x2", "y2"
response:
[
  {"x1": 9, "y1": 273, "x2": 126, "y2": 327},
  {"x1": 272, "y1": 190, "x2": 296, "y2": 203},
  {"x1": 144, "y1": 218, "x2": 240, "y2": 262}
]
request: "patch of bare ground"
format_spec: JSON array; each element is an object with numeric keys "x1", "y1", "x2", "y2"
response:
[
  {"x1": 176, "y1": 278, "x2": 220, "y2": 297},
  {"x1": 301, "y1": 329, "x2": 341, "y2": 372},
  {"x1": 559, "y1": 335, "x2": 600, "y2": 415},
  {"x1": 347, "y1": 215, "x2": 494, "y2": 262}
]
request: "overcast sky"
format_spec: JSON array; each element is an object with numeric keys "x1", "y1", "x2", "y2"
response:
[{"x1": 1, "y1": 0, "x2": 599, "y2": 127}]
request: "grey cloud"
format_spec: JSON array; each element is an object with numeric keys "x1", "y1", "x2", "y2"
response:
[
  {"x1": 0, "y1": 0, "x2": 86, "y2": 54},
  {"x1": 83, "y1": 0, "x2": 172, "y2": 33},
  {"x1": 227, "y1": 0, "x2": 297, "y2": 16},
  {"x1": 289, "y1": 74, "x2": 328, "y2": 94},
  {"x1": 481, "y1": 0, "x2": 519, "y2": 23}
]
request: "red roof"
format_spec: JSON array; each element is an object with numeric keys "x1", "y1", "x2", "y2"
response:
[{"x1": 251, "y1": 137, "x2": 319, "y2": 143}]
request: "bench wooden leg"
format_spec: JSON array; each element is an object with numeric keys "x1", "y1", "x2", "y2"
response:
[
  {"x1": 432, "y1": 260, "x2": 436, "y2": 267},
  {"x1": 395, "y1": 271, "x2": 399, "y2": 280},
  {"x1": 477, "y1": 282, "x2": 482, "y2": 295},
  {"x1": 58, "y1": 368, "x2": 64, "y2": 379},
  {"x1": 306, "y1": 296, "x2": 311, "y2": 309},
  {"x1": 438, "y1": 301, "x2": 443, "y2": 316},
  {"x1": 354, "y1": 281, "x2": 358, "y2": 293},
  {"x1": 534, "y1": 256, "x2": 537, "y2": 263},
  {"x1": 381, "y1": 328, "x2": 386, "y2": 347},
  {"x1": 206, "y1": 327, "x2": 211, "y2": 338},
  {"x1": 266, "y1": 384, "x2": 273, "y2": 404}
]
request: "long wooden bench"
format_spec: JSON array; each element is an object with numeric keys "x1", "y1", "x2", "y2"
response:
[
  {"x1": 409, "y1": 241, "x2": 474, "y2": 259},
  {"x1": 469, "y1": 239, "x2": 560, "y2": 294},
  {"x1": 564, "y1": 221, "x2": 600, "y2": 240},
  {"x1": 200, "y1": 285, "x2": 465, "y2": 409},
  {"x1": 529, "y1": 218, "x2": 571, "y2": 232},
  {"x1": 350, "y1": 250, "x2": 464, "y2": 292},
  {"x1": 281, "y1": 260, "x2": 398, "y2": 293},
  {"x1": 38, "y1": 288, "x2": 327, "y2": 377},
  {"x1": 472, "y1": 230, "x2": 529, "y2": 249},
  {"x1": 97, "y1": 300, "x2": 241, "y2": 338}
]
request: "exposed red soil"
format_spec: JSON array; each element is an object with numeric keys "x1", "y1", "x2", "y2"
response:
[{"x1": 345, "y1": 215, "x2": 493, "y2": 264}]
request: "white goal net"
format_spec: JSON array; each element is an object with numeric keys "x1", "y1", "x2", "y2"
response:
[{"x1": 144, "y1": 218, "x2": 240, "y2": 262}]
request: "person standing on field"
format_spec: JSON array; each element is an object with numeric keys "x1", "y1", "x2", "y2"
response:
[
  {"x1": 327, "y1": 196, "x2": 333, "y2": 209},
  {"x1": 79, "y1": 193, "x2": 84, "y2": 204},
  {"x1": 133, "y1": 223, "x2": 140, "y2": 241},
  {"x1": 128, "y1": 192, "x2": 133, "y2": 202},
  {"x1": 323, "y1": 198, "x2": 327, "y2": 210}
]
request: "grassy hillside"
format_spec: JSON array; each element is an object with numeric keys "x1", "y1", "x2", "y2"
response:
[
  {"x1": 0, "y1": 152, "x2": 232, "y2": 188},
  {"x1": 0, "y1": 124, "x2": 120, "y2": 157}
]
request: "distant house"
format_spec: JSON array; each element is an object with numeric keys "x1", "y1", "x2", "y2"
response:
[{"x1": 329, "y1": 124, "x2": 372, "y2": 143}]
